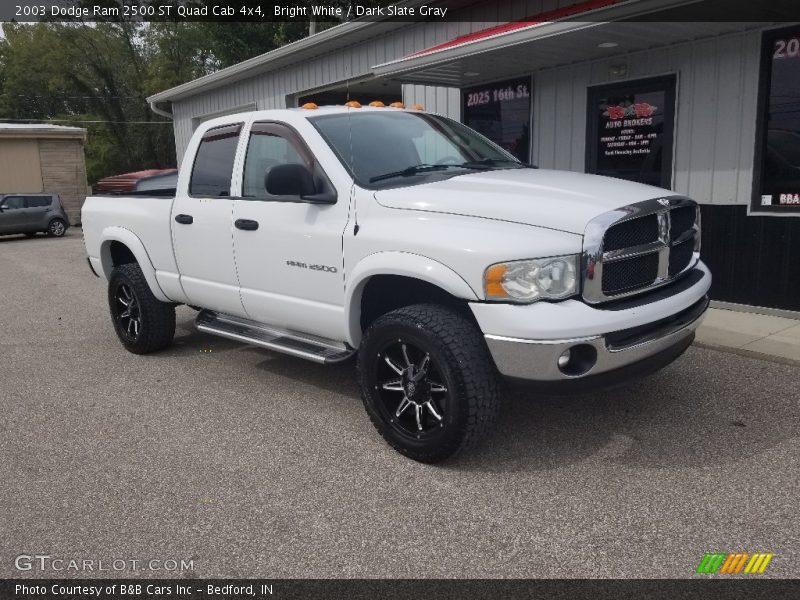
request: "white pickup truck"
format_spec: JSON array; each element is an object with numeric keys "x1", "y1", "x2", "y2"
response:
[{"x1": 83, "y1": 104, "x2": 710, "y2": 462}]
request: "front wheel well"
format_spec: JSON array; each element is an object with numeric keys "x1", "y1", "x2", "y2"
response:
[{"x1": 359, "y1": 275, "x2": 476, "y2": 332}]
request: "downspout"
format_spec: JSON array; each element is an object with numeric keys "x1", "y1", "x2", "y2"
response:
[{"x1": 149, "y1": 100, "x2": 173, "y2": 120}]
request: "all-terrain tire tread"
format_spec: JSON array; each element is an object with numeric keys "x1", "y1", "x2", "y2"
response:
[
  {"x1": 109, "y1": 263, "x2": 175, "y2": 354},
  {"x1": 358, "y1": 303, "x2": 499, "y2": 462}
]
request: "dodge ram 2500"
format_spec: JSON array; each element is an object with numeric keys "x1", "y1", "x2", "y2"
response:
[{"x1": 82, "y1": 104, "x2": 710, "y2": 462}]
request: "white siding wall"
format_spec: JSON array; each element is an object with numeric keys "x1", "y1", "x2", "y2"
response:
[
  {"x1": 531, "y1": 27, "x2": 764, "y2": 206},
  {"x1": 401, "y1": 84, "x2": 461, "y2": 119}
]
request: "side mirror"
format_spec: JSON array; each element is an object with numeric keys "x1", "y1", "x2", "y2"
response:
[{"x1": 265, "y1": 163, "x2": 336, "y2": 204}]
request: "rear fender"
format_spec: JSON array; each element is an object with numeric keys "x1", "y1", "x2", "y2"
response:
[{"x1": 98, "y1": 226, "x2": 170, "y2": 302}]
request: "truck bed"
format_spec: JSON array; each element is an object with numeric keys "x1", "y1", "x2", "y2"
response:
[{"x1": 81, "y1": 194, "x2": 178, "y2": 279}]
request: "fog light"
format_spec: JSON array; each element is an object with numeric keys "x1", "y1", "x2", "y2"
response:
[{"x1": 556, "y1": 344, "x2": 598, "y2": 377}]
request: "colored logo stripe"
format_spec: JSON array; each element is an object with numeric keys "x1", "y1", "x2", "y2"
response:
[
  {"x1": 697, "y1": 553, "x2": 726, "y2": 573},
  {"x1": 744, "y1": 553, "x2": 774, "y2": 574},
  {"x1": 697, "y1": 552, "x2": 773, "y2": 574}
]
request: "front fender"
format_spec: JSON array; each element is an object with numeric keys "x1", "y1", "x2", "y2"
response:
[
  {"x1": 344, "y1": 251, "x2": 479, "y2": 345},
  {"x1": 99, "y1": 226, "x2": 170, "y2": 303}
]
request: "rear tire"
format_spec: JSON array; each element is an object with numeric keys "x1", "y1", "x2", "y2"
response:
[
  {"x1": 108, "y1": 263, "x2": 175, "y2": 354},
  {"x1": 47, "y1": 218, "x2": 67, "y2": 237},
  {"x1": 357, "y1": 304, "x2": 499, "y2": 463}
]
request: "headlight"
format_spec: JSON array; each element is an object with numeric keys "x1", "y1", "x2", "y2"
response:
[{"x1": 484, "y1": 255, "x2": 579, "y2": 302}]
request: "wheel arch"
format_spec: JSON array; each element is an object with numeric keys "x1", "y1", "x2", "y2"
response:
[
  {"x1": 345, "y1": 252, "x2": 479, "y2": 346},
  {"x1": 99, "y1": 227, "x2": 170, "y2": 302}
]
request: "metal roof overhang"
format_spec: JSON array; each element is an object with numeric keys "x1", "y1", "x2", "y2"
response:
[{"x1": 371, "y1": 0, "x2": 765, "y2": 87}]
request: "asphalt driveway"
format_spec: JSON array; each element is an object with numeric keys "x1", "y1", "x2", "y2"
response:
[{"x1": 1, "y1": 231, "x2": 798, "y2": 578}]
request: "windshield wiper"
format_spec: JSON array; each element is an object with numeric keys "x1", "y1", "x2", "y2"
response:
[
  {"x1": 369, "y1": 164, "x2": 460, "y2": 183},
  {"x1": 458, "y1": 157, "x2": 527, "y2": 170}
]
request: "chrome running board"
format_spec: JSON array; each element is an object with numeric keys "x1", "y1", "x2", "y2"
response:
[{"x1": 195, "y1": 310, "x2": 355, "y2": 364}]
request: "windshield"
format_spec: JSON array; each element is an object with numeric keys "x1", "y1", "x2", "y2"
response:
[{"x1": 310, "y1": 111, "x2": 526, "y2": 188}]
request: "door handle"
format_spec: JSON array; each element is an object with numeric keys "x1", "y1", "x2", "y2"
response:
[
  {"x1": 235, "y1": 219, "x2": 259, "y2": 231},
  {"x1": 174, "y1": 214, "x2": 193, "y2": 225}
]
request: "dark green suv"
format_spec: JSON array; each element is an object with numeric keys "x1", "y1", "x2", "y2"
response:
[{"x1": 0, "y1": 193, "x2": 69, "y2": 237}]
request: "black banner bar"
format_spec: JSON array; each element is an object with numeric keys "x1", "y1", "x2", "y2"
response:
[
  {"x1": 2, "y1": 579, "x2": 799, "y2": 600},
  {"x1": 2, "y1": 0, "x2": 800, "y2": 24}
]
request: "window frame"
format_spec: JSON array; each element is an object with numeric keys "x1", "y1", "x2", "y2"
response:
[
  {"x1": 750, "y1": 24, "x2": 800, "y2": 217},
  {"x1": 585, "y1": 74, "x2": 677, "y2": 190}
]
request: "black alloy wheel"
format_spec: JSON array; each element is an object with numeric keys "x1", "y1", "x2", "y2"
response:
[{"x1": 358, "y1": 304, "x2": 499, "y2": 463}]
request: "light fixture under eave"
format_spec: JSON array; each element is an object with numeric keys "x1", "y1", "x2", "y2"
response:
[{"x1": 597, "y1": 42, "x2": 619, "y2": 48}]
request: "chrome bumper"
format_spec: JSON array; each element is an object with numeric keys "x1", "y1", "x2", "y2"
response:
[{"x1": 485, "y1": 296, "x2": 708, "y2": 381}]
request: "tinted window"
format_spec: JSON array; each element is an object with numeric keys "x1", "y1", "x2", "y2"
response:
[
  {"x1": 754, "y1": 25, "x2": 800, "y2": 213},
  {"x1": 2, "y1": 196, "x2": 25, "y2": 209},
  {"x1": 189, "y1": 123, "x2": 242, "y2": 197},
  {"x1": 586, "y1": 75, "x2": 676, "y2": 189},
  {"x1": 26, "y1": 196, "x2": 51, "y2": 208},
  {"x1": 463, "y1": 77, "x2": 531, "y2": 162},
  {"x1": 242, "y1": 125, "x2": 306, "y2": 198}
]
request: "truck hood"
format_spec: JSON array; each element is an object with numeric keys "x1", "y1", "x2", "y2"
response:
[{"x1": 374, "y1": 168, "x2": 673, "y2": 234}]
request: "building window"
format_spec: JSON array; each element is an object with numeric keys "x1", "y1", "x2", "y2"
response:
[
  {"x1": 462, "y1": 77, "x2": 531, "y2": 162},
  {"x1": 586, "y1": 75, "x2": 676, "y2": 189},
  {"x1": 753, "y1": 25, "x2": 800, "y2": 215},
  {"x1": 188, "y1": 123, "x2": 242, "y2": 197}
]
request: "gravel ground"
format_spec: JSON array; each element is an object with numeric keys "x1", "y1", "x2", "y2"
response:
[{"x1": 1, "y1": 230, "x2": 798, "y2": 579}]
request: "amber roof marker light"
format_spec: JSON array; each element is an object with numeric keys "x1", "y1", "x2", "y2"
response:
[
  {"x1": 389, "y1": 102, "x2": 405, "y2": 108},
  {"x1": 411, "y1": 103, "x2": 424, "y2": 111},
  {"x1": 368, "y1": 100, "x2": 385, "y2": 107},
  {"x1": 345, "y1": 100, "x2": 362, "y2": 108},
  {"x1": 301, "y1": 102, "x2": 318, "y2": 109}
]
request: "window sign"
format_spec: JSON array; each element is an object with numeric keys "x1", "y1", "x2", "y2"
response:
[
  {"x1": 752, "y1": 25, "x2": 800, "y2": 215},
  {"x1": 586, "y1": 75, "x2": 676, "y2": 189},
  {"x1": 463, "y1": 77, "x2": 531, "y2": 162}
]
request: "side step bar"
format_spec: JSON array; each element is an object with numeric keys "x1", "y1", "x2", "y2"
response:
[{"x1": 195, "y1": 310, "x2": 355, "y2": 364}]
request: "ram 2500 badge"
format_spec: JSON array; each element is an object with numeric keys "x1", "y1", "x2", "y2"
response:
[{"x1": 82, "y1": 104, "x2": 710, "y2": 462}]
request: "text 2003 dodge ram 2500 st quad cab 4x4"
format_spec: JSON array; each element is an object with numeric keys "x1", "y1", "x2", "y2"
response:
[{"x1": 83, "y1": 104, "x2": 710, "y2": 462}]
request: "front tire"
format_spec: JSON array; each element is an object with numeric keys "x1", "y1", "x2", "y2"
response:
[
  {"x1": 358, "y1": 304, "x2": 499, "y2": 463},
  {"x1": 108, "y1": 263, "x2": 175, "y2": 354}
]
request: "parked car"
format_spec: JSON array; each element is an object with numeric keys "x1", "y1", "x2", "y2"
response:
[
  {"x1": 0, "y1": 193, "x2": 69, "y2": 237},
  {"x1": 82, "y1": 105, "x2": 710, "y2": 462}
]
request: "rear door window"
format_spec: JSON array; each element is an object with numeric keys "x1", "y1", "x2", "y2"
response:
[
  {"x1": 189, "y1": 123, "x2": 242, "y2": 197},
  {"x1": 26, "y1": 196, "x2": 51, "y2": 208}
]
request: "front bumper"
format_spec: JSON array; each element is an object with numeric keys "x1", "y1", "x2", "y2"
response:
[{"x1": 471, "y1": 261, "x2": 711, "y2": 382}]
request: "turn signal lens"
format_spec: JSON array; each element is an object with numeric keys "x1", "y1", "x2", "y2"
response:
[
  {"x1": 484, "y1": 264, "x2": 508, "y2": 298},
  {"x1": 483, "y1": 255, "x2": 579, "y2": 303},
  {"x1": 345, "y1": 100, "x2": 362, "y2": 108}
]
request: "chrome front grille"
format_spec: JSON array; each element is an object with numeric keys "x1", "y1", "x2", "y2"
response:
[{"x1": 582, "y1": 196, "x2": 700, "y2": 304}]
